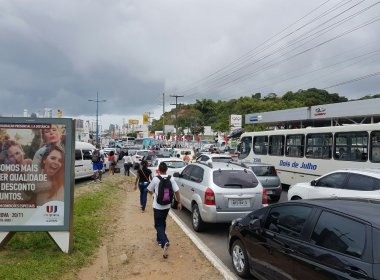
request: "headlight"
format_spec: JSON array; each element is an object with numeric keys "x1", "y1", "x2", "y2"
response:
[{"x1": 231, "y1": 217, "x2": 242, "y2": 226}]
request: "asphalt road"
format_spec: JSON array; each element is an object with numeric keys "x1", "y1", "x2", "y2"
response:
[{"x1": 170, "y1": 189, "x2": 289, "y2": 279}]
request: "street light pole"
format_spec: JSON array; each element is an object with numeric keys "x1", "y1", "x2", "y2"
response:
[{"x1": 88, "y1": 92, "x2": 106, "y2": 145}]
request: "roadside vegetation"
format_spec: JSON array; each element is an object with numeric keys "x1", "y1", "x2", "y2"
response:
[
  {"x1": 0, "y1": 181, "x2": 123, "y2": 280},
  {"x1": 150, "y1": 88, "x2": 380, "y2": 134}
]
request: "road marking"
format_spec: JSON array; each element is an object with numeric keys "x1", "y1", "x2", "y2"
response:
[{"x1": 169, "y1": 210, "x2": 238, "y2": 280}]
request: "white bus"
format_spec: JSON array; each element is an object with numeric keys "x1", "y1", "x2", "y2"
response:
[{"x1": 237, "y1": 123, "x2": 380, "y2": 186}]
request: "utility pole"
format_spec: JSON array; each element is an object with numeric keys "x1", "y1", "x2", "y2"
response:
[
  {"x1": 170, "y1": 94, "x2": 184, "y2": 147},
  {"x1": 88, "y1": 92, "x2": 106, "y2": 145}
]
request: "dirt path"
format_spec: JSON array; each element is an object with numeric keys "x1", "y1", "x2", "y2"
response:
[{"x1": 75, "y1": 174, "x2": 224, "y2": 280}]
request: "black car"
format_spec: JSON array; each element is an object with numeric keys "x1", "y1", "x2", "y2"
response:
[{"x1": 228, "y1": 198, "x2": 380, "y2": 279}]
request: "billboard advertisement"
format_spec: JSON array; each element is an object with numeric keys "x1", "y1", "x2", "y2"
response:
[
  {"x1": 0, "y1": 117, "x2": 74, "y2": 231},
  {"x1": 230, "y1": 114, "x2": 242, "y2": 131},
  {"x1": 128, "y1": 119, "x2": 139, "y2": 125}
]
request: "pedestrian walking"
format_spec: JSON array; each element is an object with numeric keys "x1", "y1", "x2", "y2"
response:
[
  {"x1": 92, "y1": 144, "x2": 104, "y2": 182},
  {"x1": 108, "y1": 150, "x2": 117, "y2": 175},
  {"x1": 134, "y1": 160, "x2": 152, "y2": 212},
  {"x1": 122, "y1": 151, "x2": 133, "y2": 176},
  {"x1": 147, "y1": 162, "x2": 182, "y2": 259},
  {"x1": 182, "y1": 151, "x2": 191, "y2": 163}
]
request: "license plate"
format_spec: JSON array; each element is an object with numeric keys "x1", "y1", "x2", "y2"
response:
[
  {"x1": 229, "y1": 198, "x2": 250, "y2": 207},
  {"x1": 266, "y1": 190, "x2": 273, "y2": 195}
]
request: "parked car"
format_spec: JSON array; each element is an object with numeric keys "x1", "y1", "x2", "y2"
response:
[
  {"x1": 74, "y1": 141, "x2": 96, "y2": 179},
  {"x1": 195, "y1": 153, "x2": 233, "y2": 163},
  {"x1": 172, "y1": 162, "x2": 266, "y2": 232},
  {"x1": 288, "y1": 168, "x2": 380, "y2": 201},
  {"x1": 149, "y1": 157, "x2": 187, "y2": 176},
  {"x1": 228, "y1": 198, "x2": 380, "y2": 279},
  {"x1": 242, "y1": 162, "x2": 282, "y2": 202}
]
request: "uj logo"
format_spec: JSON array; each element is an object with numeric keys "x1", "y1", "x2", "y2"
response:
[{"x1": 46, "y1": 205, "x2": 58, "y2": 213}]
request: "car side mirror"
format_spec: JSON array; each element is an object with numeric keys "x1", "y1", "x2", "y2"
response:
[
  {"x1": 173, "y1": 172, "x2": 180, "y2": 178},
  {"x1": 249, "y1": 218, "x2": 262, "y2": 233},
  {"x1": 311, "y1": 180, "x2": 317, "y2": 186}
]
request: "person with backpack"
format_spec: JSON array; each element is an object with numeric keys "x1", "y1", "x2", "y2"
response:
[
  {"x1": 134, "y1": 160, "x2": 153, "y2": 212},
  {"x1": 147, "y1": 162, "x2": 182, "y2": 259},
  {"x1": 92, "y1": 144, "x2": 104, "y2": 182}
]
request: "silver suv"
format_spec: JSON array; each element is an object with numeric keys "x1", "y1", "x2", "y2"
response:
[{"x1": 172, "y1": 162, "x2": 266, "y2": 232}]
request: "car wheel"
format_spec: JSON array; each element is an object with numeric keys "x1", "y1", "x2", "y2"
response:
[
  {"x1": 270, "y1": 195, "x2": 281, "y2": 203},
  {"x1": 192, "y1": 204, "x2": 205, "y2": 232},
  {"x1": 291, "y1": 195, "x2": 302, "y2": 200},
  {"x1": 171, "y1": 197, "x2": 178, "y2": 209},
  {"x1": 231, "y1": 239, "x2": 250, "y2": 278}
]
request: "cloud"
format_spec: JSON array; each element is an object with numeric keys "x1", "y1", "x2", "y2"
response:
[{"x1": 0, "y1": 0, "x2": 379, "y2": 128}]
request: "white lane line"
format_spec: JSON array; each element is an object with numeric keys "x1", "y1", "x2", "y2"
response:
[{"x1": 169, "y1": 210, "x2": 238, "y2": 280}]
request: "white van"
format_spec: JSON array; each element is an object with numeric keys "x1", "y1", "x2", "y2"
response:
[{"x1": 75, "y1": 141, "x2": 96, "y2": 180}]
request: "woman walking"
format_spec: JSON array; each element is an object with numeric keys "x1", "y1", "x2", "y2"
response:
[{"x1": 134, "y1": 160, "x2": 152, "y2": 212}]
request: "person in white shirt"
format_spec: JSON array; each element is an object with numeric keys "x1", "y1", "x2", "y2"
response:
[
  {"x1": 122, "y1": 152, "x2": 133, "y2": 176},
  {"x1": 147, "y1": 162, "x2": 182, "y2": 258}
]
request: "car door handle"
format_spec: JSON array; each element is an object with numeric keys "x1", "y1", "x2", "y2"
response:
[
  {"x1": 345, "y1": 265, "x2": 368, "y2": 278},
  {"x1": 190, "y1": 188, "x2": 195, "y2": 192}
]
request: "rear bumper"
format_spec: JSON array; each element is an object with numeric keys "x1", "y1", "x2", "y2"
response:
[{"x1": 200, "y1": 205, "x2": 254, "y2": 223}]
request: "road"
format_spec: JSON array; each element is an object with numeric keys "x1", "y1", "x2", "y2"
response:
[{"x1": 171, "y1": 188, "x2": 289, "y2": 279}]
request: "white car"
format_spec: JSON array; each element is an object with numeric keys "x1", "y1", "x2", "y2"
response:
[
  {"x1": 149, "y1": 157, "x2": 187, "y2": 176},
  {"x1": 288, "y1": 168, "x2": 380, "y2": 200},
  {"x1": 196, "y1": 153, "x2": 233, "y2": 164}
]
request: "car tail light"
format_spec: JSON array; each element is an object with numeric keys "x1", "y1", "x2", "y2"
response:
[
  {"x1": 262, "y1": 189, "x2": 268, "y2": 207},
  {"x1": 204, "y1": 187, "x2": 215, "y2": 205}
]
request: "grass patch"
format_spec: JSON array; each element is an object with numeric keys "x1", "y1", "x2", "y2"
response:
[{"x1": 0, "y1": 181, "x2": 124, "y2": 280}]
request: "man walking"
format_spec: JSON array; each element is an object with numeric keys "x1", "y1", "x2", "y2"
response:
[
  {"x1": 92, "y1": 144, "x2": 104, "y2": 182},
  {"x1": 147, "y1": 162, "x2": 182, "y2": 258},
  {"x1": 122, "y1": 151, "x2": 133, "y2": 176}
]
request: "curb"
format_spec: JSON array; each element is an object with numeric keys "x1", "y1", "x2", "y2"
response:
[{"x1": 169, "y1": 210, "x2": 238, "y2": 280}]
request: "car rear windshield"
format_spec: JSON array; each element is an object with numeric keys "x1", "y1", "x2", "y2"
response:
[
  {"x1": 212, "y1": 157, "x2": 232, "y2": 163},
  {"x1": 250, "y1": 166, "x2": 277, "y2": 176},
  {"x1": 213, "y1": 170, "x2": 259, "y2": 188}
]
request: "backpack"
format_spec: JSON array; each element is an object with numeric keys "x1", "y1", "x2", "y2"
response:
[
  {"x1": 156, "y1": 175, "x2": 174, "y2": 205},
  {"x1": 92, "y1": 149, "x2": 100, "y2": 163}
]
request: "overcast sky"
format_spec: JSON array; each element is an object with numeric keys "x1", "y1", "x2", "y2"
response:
[{"x1": 1, "y1": 0, "x2": 379, "y2": 128}]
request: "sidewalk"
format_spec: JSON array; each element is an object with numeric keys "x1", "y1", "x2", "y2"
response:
[{"x1": 76, "y1": 173, "x2": 229, "y2": 280}]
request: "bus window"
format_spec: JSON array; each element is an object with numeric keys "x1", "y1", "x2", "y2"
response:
[
  {"x1": 286, "y1": 134, "x2": 304, "y2": 158},
  {"x1": 306, "y1": 133, "x2": 332, "y2": 159},
  {"x1": 334, "y1": 131, "x2": 368, "y2": 162},
  {"x1": 269, "y1": 135, "x2": 284, "y2": 156},
  {"x1": 253, "y1": 136, "x2": 268, "y2": 155},
  {"x1": 370, "y1": 131, "x2": 380, "y2": 162},
  {"x1": 238, "y1": 136, "x2": 252, "y2": 160}
]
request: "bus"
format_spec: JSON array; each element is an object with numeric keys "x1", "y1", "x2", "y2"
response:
[
  {"x1": 134, "y1": 137, "x2": 158, "y2": 149},
  {"x1": 237, "y1": 123, "x2": 380, "y2": 186},
  {"x1": 122, "y1": 136, "x2": 135, "y2": 146}
]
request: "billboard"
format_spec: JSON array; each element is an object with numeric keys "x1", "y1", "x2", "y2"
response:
[
  {"x1": 128, "y1": 119, "x2": 139, "y2": 125},
  {"x1": 143, "y1": 113, "x2": 149, "y2": 124},
  {"x1": 0, "y1": 117, "x2": 74, "y2": 232},
  {"x1": 230, "y1": 114, "x2": 242, "y2": 131}
]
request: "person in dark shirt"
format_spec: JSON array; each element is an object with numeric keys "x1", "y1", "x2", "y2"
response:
[{"x1": 134, "y1": 160, "x2": 152, "y2": 212}]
